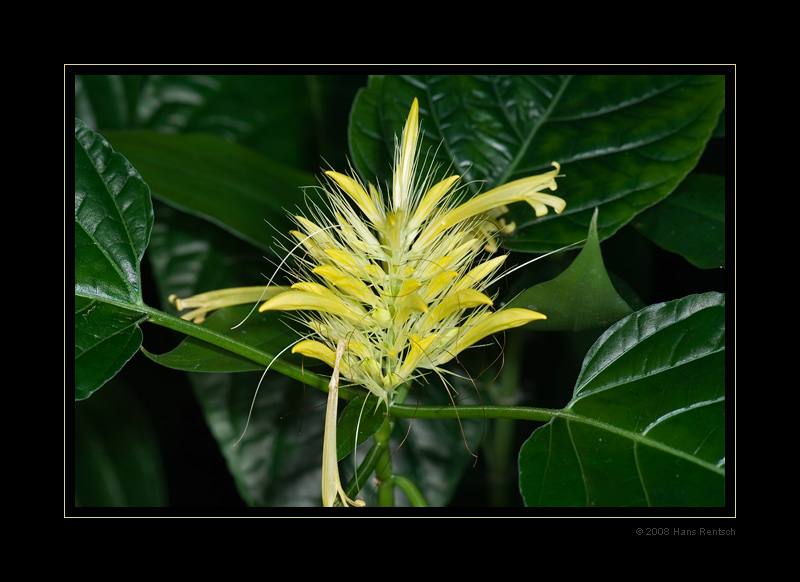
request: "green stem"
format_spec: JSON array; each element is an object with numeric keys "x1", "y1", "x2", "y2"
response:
[
  {"x1": 387, "y1": 403, "x2": 558, "y2": 422},
  {"x1": 80, "y1": 294, "x2": 563, "y2": 424},
  {"x1": 388, "y1": 475, "x2": 428, "y2": 507},
  {"x1": 372, "y1": 418, "x2": 395, "y2": 507},
  {"x1": 485, "y1": 333, "x2": 524, "y2": 506}
]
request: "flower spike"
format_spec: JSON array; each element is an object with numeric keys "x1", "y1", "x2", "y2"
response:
[{"x1": 169, "y1": 98, "x2": 566, "y2": 507}]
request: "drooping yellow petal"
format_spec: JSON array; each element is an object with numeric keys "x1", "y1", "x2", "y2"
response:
[
  {"x1": 320, "y1": 339, "x2": 365, "y2": 507},
  {"x1": 437, "y1": 308, "x2": 546, "y2": 365},
  {"x1": 423, "y1": 288, "x2": 494, "y2": 328},
  {"x1": 413, "y1": 163, "x2": 564, "y2": 252},
  {"x1": 259, "y1": 288, "x2": 365, "y2": 323}
]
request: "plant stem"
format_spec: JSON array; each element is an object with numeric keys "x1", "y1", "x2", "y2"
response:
[
  {"x1": 388, "y1": 475, "x2": 428, "y2": 507},
  {"x1": 372, "y1": 415, "x2": 395, "y2": 507},
  {"x1": 485, "y1": 332, "x2": 524, "y2": 506}
]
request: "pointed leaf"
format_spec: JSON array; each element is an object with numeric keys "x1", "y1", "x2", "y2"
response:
[
  {"x1": 519, "y1": 292, "x2": 725, "y2": 506},
  {"x1": 350, "y1": 75, "x2": 725, "y2": 251},
  {"x1": 634, "y1": 172, "x2": 725, "y2": 269},
  {"x1": 100, "y1": 130, "x2": 314, "y2": 253},
  {"x1": 505, "y1": 208, "x2": 633, "y2": 331},
  {"x1": 75, "y1": 119, "x2": 153, "y2": 303},
  {"x1": 74, "y1": 119, "x2": 154, "y2": 398}
]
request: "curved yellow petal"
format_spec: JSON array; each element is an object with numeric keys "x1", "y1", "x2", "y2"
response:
[
  {"x1": 413, "y1": 163, "x2": 563, "y2": 252},
  {"x1": 259, "y1": 289, "x2": 364, "y2": 322},
  {"x1": 439, "y1": 308, "x2": 546, "y2": 364}
]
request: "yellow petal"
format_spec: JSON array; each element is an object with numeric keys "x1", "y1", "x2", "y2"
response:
[
  {"x1": 395, "y1": 334, "x2": 438, "y2": 380},
  {"x1": 413, "y1": 163, "x2": 564, "y2": 252},
  {"x1": 409, "y1": 174, "x2": 460, "y2": 230},
  {"x1": 439, "y1": 308, "x2": 546, "y2": 364},
  {"x1": 453, "y1": 255, "x2": 507, "y2": 292},
  {"x1": 425, "y1": 289, "x2": 494, "y2": 327},
  {"x1": 393, "y1": 98, "x2": 420, "y2": 211},
  {"x1": 169, "y1": 286, "x2": 288, "y2": 323},
  {"x1": 312, "y1": 265, "x2": 378, "y2": 307},
  {"x1": 326, "y1": 171, "x2": 382, "y2": 225},
  {"x1": 320, "y1": 339, "x2": 365, "y2": 507},
  {"x1": 259, "y1": 289, "x2": 364, "y2": 322}
]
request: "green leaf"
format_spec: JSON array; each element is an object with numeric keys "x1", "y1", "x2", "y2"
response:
[
  {"x1": 350, "y1": 75, "x2": 725, "y2": 251},
  {"x1": 75, "y1": 119, "x2": 153, "y2": 304},
  {"x1": 100, "y1": 130, "x2": 314, "y2": 253},
  {"x1": 190, "y1": 371, "x2": 328, "y2": 507},
  {"x1": 518, "y1": 292, "x2": 725, "y2": 507},
  {"x1": 505, "y1": 208, "x2": 633, "y2": 331},
  {"x1": 74, "y1": 382, "x2": 166, "y2": 507},
  {"x1": 75, "y1": 296, "x2": 148, "y2": 400},
  {"x1": 634, "y1": 173, "x2": 725, "y2": 269},
  {"x1": 337, "y1": 394, "x2": 386, "y2": 461},
  {"x1": 142, "y1": 305, "x2": 309, "y2": 374},
  {"x1": 74, "y1": 118, "x2": 154, "y2": 398}
]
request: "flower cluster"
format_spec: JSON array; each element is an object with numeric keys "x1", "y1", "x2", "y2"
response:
[
  {"x1": 259, "y1": 99, "x2": 564, "y2": 411},
  {"x1": 171, "y1": 98, "x2": 565, "y2": 506}
]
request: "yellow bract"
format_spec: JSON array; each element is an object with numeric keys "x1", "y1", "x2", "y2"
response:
[{"x1": 168, "y1": 97, "x2": 566, "y2": 507}]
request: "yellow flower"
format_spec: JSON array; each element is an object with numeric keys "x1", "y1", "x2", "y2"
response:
[
  {"x1": 259, "y1": 98, "x2": 563, "y2": 411},
  {"x1": 170, "y1": 98, "x2": 565, "y2": 507}
]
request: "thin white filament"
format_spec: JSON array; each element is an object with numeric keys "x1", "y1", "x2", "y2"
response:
[{"x1": 233, "y1": 338, "x2": 302, "y2": 447}]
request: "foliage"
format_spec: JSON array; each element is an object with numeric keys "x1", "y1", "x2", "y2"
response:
[{"x1": 72, "y1": 73, "x2": 728, "y2": 510}]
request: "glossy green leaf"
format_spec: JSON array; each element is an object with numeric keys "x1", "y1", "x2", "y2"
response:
[
  {"x1": 100, "y1": 130, "x2": 314, "y2": 253},
  {"x1": 336, "y1": 394, "x2": 386, "y2": 461},
  {"x1": 634, "y1": 173, "x2": 725, "y2": 269},
  {"x1": 77, "y1": 75, "x2": 330, "y2": 166},
  {"x1": 75, "y1": 119, "x2": 153, "y2": 304},
  {"x1": 75, "y1": 297, "x2": 148, "y2": 400},
  {"x1": 519, "y1": 292, "x2": 725, "y2": 506},
  {"x1": 505, "y1": 208, "x2": 633, "y2": 331},
  {"x1": 74, "y1": 118, "x2": 154, "y2": 399},
  {"x1": 350, "y1": 75, "x2": 725, "y2": 251}
]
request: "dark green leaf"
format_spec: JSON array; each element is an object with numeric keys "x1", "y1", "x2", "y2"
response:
[
  {"x1": 190, "y1": 371, "x2": 327, "y2": 507},
  {"x1": 74, "y1": 119, "x2": 154, "y2": 398},
  {"x1": 505, "y1": 208, "x2": 633, "y2": 331},
  {"x1": 634, "y1": 173, "x2": 725, "y2": 269},
  {"x1": 336, "y1": 394, "x2": 386, "y2": 461},
  {"x1": 519, "y1": 292, "x2": 725, "y2": 506},
  {"x1": 74, "y1": 382, "x2": 166, "y2": 507},
  {"x1": 75, "y1": 296, "x2": 148, "y2": 400},
  {"x1": 142, "y1": 305, "x2": 307, "y2": 374},
  {"x1": 350, "y1": 75, "x2": 725, "y2": 251},
  {"x1": 101, "y1": 130, "x2": 314, "y2": 253},
  {"x1": 75, "y1": 118, "x2": 153, "y2": 304}
]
